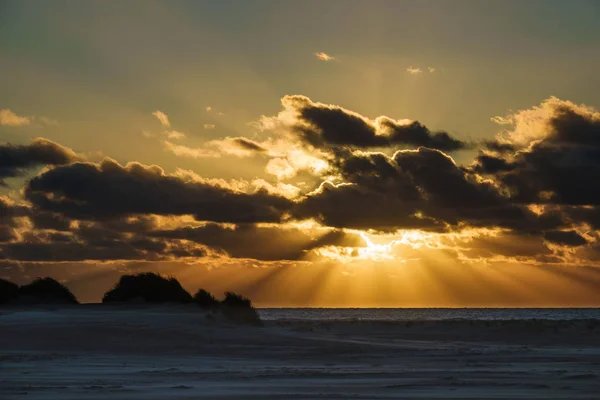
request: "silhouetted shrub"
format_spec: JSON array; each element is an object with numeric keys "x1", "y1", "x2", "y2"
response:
[
  {"x1": 102, "y1": 272, "x2": 193, "y2": 303},
  {"x1": 220, "y1": 292, "x2": 261, "y2": 326},
  {"x1": 222, "y1": 292, "x2": 253, "y2": 308},
  {"x1": 17, "y1": 277, "x2": 78, "y2": 304},
  {"x1": 0, "y1": 278, "x2": 19, "y2": 304},
  {"x1": 193, "y1": 289, "x2": 219, "y2": 309}
]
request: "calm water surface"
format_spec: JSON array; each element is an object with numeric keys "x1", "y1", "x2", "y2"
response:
[{"x1": 258, "y1": 308, "x2": 600, "y2": 321}]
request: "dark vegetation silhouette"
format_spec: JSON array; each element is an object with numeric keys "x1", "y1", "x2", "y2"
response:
[
  {"x1": 220, "y1": 291, "x2": 262, "y2": 326},
  {"x1": 223, "y1": 291, "x2": 253, "y2": 308},
  {"x1": 193, "y1": 289, "x2": 260, "y2": 325},
  {"x1": 102, "y1": 272, "x2": 193, "y2": 303},
  {"x1": 193, "y1": 288, "x2": 220, "y2": 308},
  {"x1": 1, "y1": 273, "x2": 260, "y2": 325},
  {"x1": 17, "y1": 277, "x2": 79, "y2": 304},
  {"x1": 0, "y1": 278, "x2": 19, "y2": 304},
  {"x1": 101, "y1": 272, "x2": 261, "y2": 324},
  {"x1": 101, "y1": 273, "x2": 260, "y2": 324}
]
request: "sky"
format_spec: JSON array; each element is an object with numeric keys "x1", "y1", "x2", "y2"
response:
[{"x1": 2, "y1": 0, "x2": 600, "y2": 306}]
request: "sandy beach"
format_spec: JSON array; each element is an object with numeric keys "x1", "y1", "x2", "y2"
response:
[{"x1": 1, "y1": 306, "x2": 599, "y2": 399}]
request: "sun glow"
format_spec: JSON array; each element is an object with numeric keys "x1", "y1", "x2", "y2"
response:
[
  {"x1": 310, "y1": 232, "x2": 397, "y2": 263},
  {"x1": 358, "y1": 232, "x2": 394, "y2": 260}
]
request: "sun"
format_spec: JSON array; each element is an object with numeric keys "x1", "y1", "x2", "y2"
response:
[
  {"x1": 310, "y1": 230, "x2": 433, "y2": 263},
  {"x1": 357, "y1": 232, "x2": 394, "y2": 261}
]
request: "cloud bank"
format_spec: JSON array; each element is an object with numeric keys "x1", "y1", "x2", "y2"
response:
[{"x1": 4, "y1": 96, "x2": 600, "y2": 299}]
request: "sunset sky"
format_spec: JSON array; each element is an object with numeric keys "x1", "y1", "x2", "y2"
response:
[{"x1": 2, "y1": 0, "x2": 600, "y2": 306}]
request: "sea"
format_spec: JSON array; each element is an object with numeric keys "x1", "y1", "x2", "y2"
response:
[{"x1": 258, "y1": 308, "x2": 600, "y2": 321}]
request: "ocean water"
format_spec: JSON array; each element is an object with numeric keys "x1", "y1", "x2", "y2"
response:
[{"x1": 258, "y1": 308, "x2": 600, "y2": 321}]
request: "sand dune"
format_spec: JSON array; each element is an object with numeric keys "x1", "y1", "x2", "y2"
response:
[{"x1": 1, "y1": 306, "x2": 599, "y2": 399}]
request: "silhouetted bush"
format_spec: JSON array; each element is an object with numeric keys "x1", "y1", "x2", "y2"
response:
[
  {"x1": 0, "y1": 278, "x2": 19, "y2": 304},
  {"x1": 193, "y1": 289, "x2": 220, "y2": 309},
  {"x1": 220, "y1": 292, "x2": 261, "y2": 326},
  {"x1": 102, "y1": 272, "x2": 193, "y2": 303},
  {"x1": 17, "y1": 277, "x2": 78, "y2": 304},
  {"x1": 222, "y1": 292, "x2": 253, "y2": 308}
]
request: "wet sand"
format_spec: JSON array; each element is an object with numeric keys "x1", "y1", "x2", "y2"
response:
[{"x1": 1, "y1": 306, "x2": 599, "y2": 399}]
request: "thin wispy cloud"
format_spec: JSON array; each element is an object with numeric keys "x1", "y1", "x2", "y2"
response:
[
  {"x1": 39, "y1": 116, "x2": 59, "y2": 126},
  {"x1": 164, "y1": 137, "x2": 267, "y2": 159},
  {"x1": 407, "y1": 66, "x2": 438, "y2": 75},
  {"x1": 164, "y1": 140, "x2": 220, "y2": 158},
  {"x1": 204, "y1": 124, "x2": 216, "y2": 130},
  {"x1": 167, "y1": 130, "x2": 186, "y2": 140},
  {"x1": 0, "y1": 109, "x2": 31, "y2": 126},
  {"x1": 152, "y1": 110, "x2": 170, "y2": 128},
  {"x1": 148, "y1": 111, "x2": 186, "y2": 140},
  {"x1": 206, "y1": 106, "x2": 212, "y2": 112},
  {"x1": 406, "y1": 66, "x2": 422, "y2": 75},
  {"x1": 490, "y1": 115, "x2": 513, "y2": 125},
  {"x1": 315, "y1": 52, "x2": 335, "y2": 62}
]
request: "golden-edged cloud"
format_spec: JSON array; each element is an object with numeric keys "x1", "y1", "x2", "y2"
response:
[
  {"x1": 4, "y1": 96, "x2": 600, "y2": 279},
  {"x1": 152, "y1": 110, "x2": 170, "y2": 128},
  {"x1": 406, "y1": 66, "x2": 437, "y2": 75},
  {"x1": 315, "y1": 52, "x2": 335, "y2": 62},
  {"x1": 148, "y1": 111, "x2": 187, "y2": 141},
  {"x1": 406, "y1": 66, "x2": 422, "y2": 75},
  {"x1": 0, "y1": 109, "x2": 31, "y2": 126},
  {"x1": 166, "y1": 130, "x2": 186, "y2": 140}
]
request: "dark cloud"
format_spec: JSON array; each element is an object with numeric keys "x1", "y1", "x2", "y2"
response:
[
  {"x1": 151, "y1": 223, "x2": 364, "y2": 261},
  {"x1": 543, "y1": 230, "x2": 588, "y2": 247},
  {"x1": 473, "y1": 99, "x2": 600, "y2": 206},
  {"x1": 1, "y1": 240, "x2": 149, "y2": 262},
  {"x1": 278, "y1": 95, "x2": 467, "y2": 151},
  {"x1": 1, "y1": 197, "x2": 72, "y2": 245},
  {"x1": 0, "y1": 138, "x2": 78, "y2": 184},
  {"x1": 24, "y1": 158, "x2": 293, "y2": 223},
  {"x1": 0, "y1": 226, "x2": 17, "y2": 242},
  {"x1": 295, "y1": 180, "x2": 445, "y2": 232},
  {"x1": 380, "y1": 118, "x2": 467, "y2": 151},
  {"x1": 296, "y1": 148, "x2": 562, "y2": 233},
  {"x1": 0, "y1": 226, "x2": 207, "y2": 262},
  {"x1": 231, "y1": 137, "x2": 267, "y2": 153},
  {"x1": 76, "y1": 223, "x2": 126, "y2": 243},
  {"x1": 565, "y1": 206, "x2": 600, "y2": 230},
  {"x1": 0, "y1": 200, "x2": 208, "y2": 262},
  {"x1": 0, "y1": 197, "x2": 29, "y2": 221},
  {"x1": 471, "y1": 154, "x2": 515, "y2": 174},
  {"x1": 3, "y1": 97, "x2": 600, "y2": 268},
  {"x1": 99, "y1": 215, "x2": 160, "y2": 233},
  {"x1": 483, "y1": 139, "x2": 517, "y2": 153},
  {"x1": 30, "y1": 212, "x2": 72, "y2": 231},
  {"x1": 0, "y1": 197, "x2": 28, "y2": 242},
  {"x1": 2, "y1": 201, "x2": 367, "y2": 261}
]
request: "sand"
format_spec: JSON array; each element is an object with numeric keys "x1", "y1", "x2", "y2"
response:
[{"x1": 1, "y1": 306, "x2": 599, "y2": 399}]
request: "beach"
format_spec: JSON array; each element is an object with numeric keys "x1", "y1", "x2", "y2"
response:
[{"x1": 1, "y1": 306, "x2": 600, "y2": 399}]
